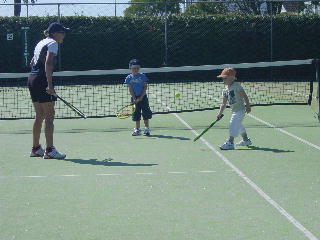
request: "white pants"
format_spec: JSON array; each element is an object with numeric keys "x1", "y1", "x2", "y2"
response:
[{"x1": 229, "y1": 110, "x2": 246, "y2": 137}]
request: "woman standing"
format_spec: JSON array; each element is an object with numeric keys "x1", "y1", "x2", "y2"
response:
[{"x1": 28, "y1": 22, "x2": 70, "y2": 159}]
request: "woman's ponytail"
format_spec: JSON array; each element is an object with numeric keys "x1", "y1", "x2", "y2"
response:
[{"x1": 43, "y1": 30, "x2": 49, "y2": 37}]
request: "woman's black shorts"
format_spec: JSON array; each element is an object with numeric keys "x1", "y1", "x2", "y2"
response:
[{"x1": 27, "y1": 74, "x2": 57, "y2": 103}]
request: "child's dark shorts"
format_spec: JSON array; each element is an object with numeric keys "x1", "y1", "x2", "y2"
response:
[{"x1": 132, "y1": 95, "x2": 152, "y2": 121}]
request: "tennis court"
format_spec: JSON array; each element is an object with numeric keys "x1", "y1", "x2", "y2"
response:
[
  {"x1": 1, "y1": 96, "x2": 320, "y2": 239},
  {"x1": 1, "y1": 1, "x2": 320, "y2": 238}
]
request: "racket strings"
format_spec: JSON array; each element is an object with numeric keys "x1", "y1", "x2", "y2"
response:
[{"x1": 117, "y1": 105, "x2": 135, "y2": 118}]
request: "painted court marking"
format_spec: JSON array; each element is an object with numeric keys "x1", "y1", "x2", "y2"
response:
[
  {"x1": 168, "y1": 171, "x2": 187, "y2": 174},
  {"x1": 248, "y1": 113, "x2": 320, "y2": 151},
  {"x1": 0, "y1": 170, "x2": 233, "y2": 179},
  {"x1": 170, "y1": 112, "x2": 318, "y2": 240}
]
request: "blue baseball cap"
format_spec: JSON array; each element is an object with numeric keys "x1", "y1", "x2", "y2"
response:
[
  {"x1": 47, "y1": 22, "x2": 71, "y2": 35},
  {"x1": 129, "y1": 59, "x2": 141, "y2": 67}
]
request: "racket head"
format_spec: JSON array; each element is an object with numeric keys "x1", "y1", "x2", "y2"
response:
[{"x1": 116, "y1": 104, "x2": 135, "y2": 119}]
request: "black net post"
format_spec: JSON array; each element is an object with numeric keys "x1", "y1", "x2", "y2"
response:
[{"x1": 316, "y1": 58, "x2": 320, "y2": 121}]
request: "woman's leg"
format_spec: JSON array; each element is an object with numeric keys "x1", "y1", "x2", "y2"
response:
[
  {"x1": 32, "y1": 102, "x2": 45, "y2": 147},
  {"x1": 42, "y1": 102, "x2": 55, "y2": 148}
]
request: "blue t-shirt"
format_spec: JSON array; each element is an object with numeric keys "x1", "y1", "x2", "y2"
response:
[{"x1": 124, "y1": 73, "x2": 149, "y2": 97}]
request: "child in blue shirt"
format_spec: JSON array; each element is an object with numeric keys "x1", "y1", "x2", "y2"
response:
[{"x1": 124, "y1": 59, "x2": 152, "y2": 136}]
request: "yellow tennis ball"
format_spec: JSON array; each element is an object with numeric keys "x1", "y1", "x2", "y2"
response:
[{"x1": 175, "y1": 92, "x2": 181, "y2": 98}]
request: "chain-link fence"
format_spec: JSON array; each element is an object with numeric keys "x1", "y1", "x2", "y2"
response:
[{"x1": 1, "y1": 1, "x2": 320, "y2": 73}]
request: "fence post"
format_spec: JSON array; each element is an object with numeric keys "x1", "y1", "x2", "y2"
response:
[
  {"x1": 58, "y1": 4, "x2": 62, "y2": 72},
  {"x1": 164, "y1": 0, "x2": 168, "y2": 66},
  {"x1": 270, "y1": 1, "x2": 273, "y2": 62},
  {"x1": 26, "y1": 0, "x2": 29, "y2": 17},
  {"x1": 270, "y1": 1, "x2": 274, "y2": 81},
  {"x1": 21, "y1": 26, "x2": 30, "y2": 69}
]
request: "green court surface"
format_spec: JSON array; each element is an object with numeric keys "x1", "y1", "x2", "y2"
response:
[{"x1": 0, "y1": 105, "x2": 319, "y2": 240}]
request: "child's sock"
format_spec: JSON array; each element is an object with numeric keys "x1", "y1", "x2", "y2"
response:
[{"x1": 242, "y1": 133, "x2": 249, "y2": 141}]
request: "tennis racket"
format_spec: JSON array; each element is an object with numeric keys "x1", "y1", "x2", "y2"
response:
[
  {"x1": 193, "y1": 114, "x2": 224, "y2": 142},
  {"x1": 53, "y1": 93, "x2": 87, "y2": 119},
  {"x1": 116, "y1": 104, "x2": 135, "y2": 119}
]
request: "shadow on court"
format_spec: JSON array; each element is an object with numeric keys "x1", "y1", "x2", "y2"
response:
[
  {"x1": 237, "y1": 146, "x2": 294, "y2": 153},
  {"x1": 148, "y1": 134, "x2": 190, "y2": 140},
  {"x1": 61, "y1": 158, "x2": 158, "y2": 167},
  {"x1": 0, "y1": 127, "x2": 194, "y2": 135}
]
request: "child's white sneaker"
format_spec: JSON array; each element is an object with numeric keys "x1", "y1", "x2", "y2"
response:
[
  {"x1": 132, "y1": 128, "x2": 141, "y2": 136},
  {"x1": 144, "y1": 127, "x2": 151, "y2": 136},
  {"x1": 43, "y1": 147, "x2": 66, "y2": 159},
  {"x1": 220, "y1": 141, "x2": 235, "y2": 150},
  {"x1": 236, "y1": 138, "x2": 252, "y2": 147},
  {"x1": 30, "y1": 145, "x2": 45, "y2": 157}
]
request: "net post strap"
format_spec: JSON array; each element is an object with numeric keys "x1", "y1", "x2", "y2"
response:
[{"x1": 315, "y1": 59, "x2": 320, "y2": 120}]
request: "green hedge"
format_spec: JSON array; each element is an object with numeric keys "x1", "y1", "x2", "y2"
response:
[{"x1": 1, "y1": 14, "x2": 320, "y2": 73}]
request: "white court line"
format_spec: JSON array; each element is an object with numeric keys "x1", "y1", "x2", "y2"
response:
[
  {"x1": 95, "y1": 173, "x2": 121, "y2": 176},
  {"x1": 168, "y1": 171, "x2": 187, "y2": 174},
  {"x1": 248, "y1": 113, "x2": 320, "y2": 151},
  {"x1": 19, "y1": 175, "x2": 47, "y2": 178},
  {"x1": 0, "y1": 170, "x2": 221, "y2": 179},
  {"x1": 58, "y1": 174, "x2": 82, "y2": 177},
  {"x1": 170, "y1": 112, "x2": 318, "y2": 240}
]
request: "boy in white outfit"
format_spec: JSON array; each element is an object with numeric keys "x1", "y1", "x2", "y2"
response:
[{"x1": 216, "y1": 68, "x2": 252, "y2": 150}]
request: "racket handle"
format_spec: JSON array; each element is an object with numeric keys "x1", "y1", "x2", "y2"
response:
[{"x1": 217, "y1": 114, "x2": 224, "y2": 120}]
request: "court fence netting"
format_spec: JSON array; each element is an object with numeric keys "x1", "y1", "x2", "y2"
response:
[{"x1": 0, "y1": 58, "x2": 319, "y2": 120}]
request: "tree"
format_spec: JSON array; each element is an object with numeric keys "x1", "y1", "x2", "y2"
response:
[
  {"x1": 184, "y1": 0, "x2": 228, "y2": 15},
  {"x1": 3, "y1": 0, "x2": 37, "y2": 17},
  {"x1": 124, "y1": 0, "x2": 181, "y2": 17}
]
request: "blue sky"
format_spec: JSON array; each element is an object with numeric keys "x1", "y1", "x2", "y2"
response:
[{"x1": 0, "y1": 0, "x2": 130, "y2": 17}]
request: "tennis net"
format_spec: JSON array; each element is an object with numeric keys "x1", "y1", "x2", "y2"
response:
[{"x1": 0, "y1": 59, "x2": 318, "y2": 119}]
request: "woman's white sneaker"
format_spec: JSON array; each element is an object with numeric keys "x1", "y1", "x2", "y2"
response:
[
  {"x1": 30, "y1": 145, "x2": 45, "y2": 157},
  {"x1": 43, "y1": 147, "x2": 66, "y2": 159}
]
